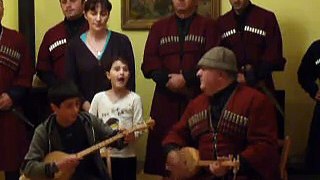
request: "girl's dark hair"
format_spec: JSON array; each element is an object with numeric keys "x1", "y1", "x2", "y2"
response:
[
  {"x1": 84, "y1": 0, "x2": 112, "y2": 13},
  {"x1": 106, "y1": 56, "x2": 130, "y2": 72}
]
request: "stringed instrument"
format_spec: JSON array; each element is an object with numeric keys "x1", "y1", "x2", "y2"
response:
[
  {"x1": 169, "y1": 147, "x2": 240, "y2": 179},
  {"x1": 20, "y1": 118, "x2": 155, "y2": 180}
]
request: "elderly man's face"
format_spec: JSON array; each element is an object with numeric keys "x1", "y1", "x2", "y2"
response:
[
  {"x1": 197, "y1": 67, "x2": 223, "y2": 96},
  {"x1": 172, "y1": 0, "x2": 198, "y2": 16}
]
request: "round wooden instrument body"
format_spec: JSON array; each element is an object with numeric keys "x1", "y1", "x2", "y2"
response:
[
  {"x1": 19, "y1": 151, "x2": 75, "y2": 180},
  {"x1": 170, "y1": 147, "x2": 201, "y2": 179}
]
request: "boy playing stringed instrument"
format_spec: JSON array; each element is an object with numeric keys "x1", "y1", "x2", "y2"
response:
[{"x1": 21, "y1": 80, "x2": 132, "y2": 180}]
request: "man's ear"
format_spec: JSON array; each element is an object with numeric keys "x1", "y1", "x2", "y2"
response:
[{"x1": 50, "y1": 103, "x2": 58, "y2": 113}]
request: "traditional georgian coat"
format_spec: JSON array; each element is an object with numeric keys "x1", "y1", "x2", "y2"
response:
[
  {"x1": 141, "y1": 14, "x2": 218, "y2": 175},
  {"x1": 36, "y1": 17, "x2": 88, "y2": 85},
  {"x1": 0, "y1": 27, "x2": 34, "y2": 170},
  {"x1": 298, "y1": 40, "x2": 320, "y2": 172},
  {"x1": 163, "y1": 85, "x2": 280, "y2": 179},
  {"x1": 216, "y1": 4, "x2": 286, "y2": 90}
]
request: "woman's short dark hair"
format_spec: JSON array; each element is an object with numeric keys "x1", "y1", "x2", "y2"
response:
[{"x1": 84, "y1": 0, "x2": 112, "y2": 13}]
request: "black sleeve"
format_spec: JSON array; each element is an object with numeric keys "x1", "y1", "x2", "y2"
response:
[
  {"x1": 37, "y1": 71, "x2": 57, "y2": 87},
  {"x1": 44, "y1": 163, "x2": 59, "y2": 178},
  {"x1": 6, "y1": 86, "x2": 28, "y2": 105},
  {"x1": 108, "y1": 129, "x2": 128, "y2": 150},
  {"x1": 182, "y1": 69, "x2": 200, "y2": 87},
  {"x1": 297, "y1": 41, "x2": 320, "y2": 99},
  {"x1": 163, "y1": 143, "x2": 181, "y2": 158},
  {"x1": 256, "y1": 61, "x2": 273, "y2": 81},
  {"x1": 236, "y1": 155, "x2": 261, "y2": 178},
  {"x1": 151, "y1": 70, "x2": 169, "y2": 87},
  {"x1": 243, "y1": 61, "x2": 273, "y2": 86}
]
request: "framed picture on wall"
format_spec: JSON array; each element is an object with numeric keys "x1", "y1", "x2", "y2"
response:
[{"x1": 121, "y1": 0, "x2": 220, "y2": 30}]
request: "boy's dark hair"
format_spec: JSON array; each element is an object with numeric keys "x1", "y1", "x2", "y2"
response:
[
  {"x1": 48, "y1": 80, "x2": 81, "y2": 106},
  {"x1": 105, "y1": 56, "x2": 130, "y2": 72},
  {"x1": 84, "y1": 0, "x2": 112, "y2": 13}
]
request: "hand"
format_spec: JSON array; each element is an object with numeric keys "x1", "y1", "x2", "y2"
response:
[
  {"x1": 82, "y1": 101, "x2": 90, "y2": 112},
  {"x1": 122, "y1": 129, "x2": 135, "y2": 143},
  {"x1": 165, "y1": 150, "x2": 180, "y2": 172},
  {"x1": 209, "y1": 161, "x2": 229, "y2": 177},
  {"x1": 0, "y1": 93, "x2": 13, "y2": 110},
  {"x1": 166, "y1": 74, "x2": 186, "y2": 92},
  {"x1": 56, "y1": 154, "x2": 80, "y2": 172},
  {"x1": 315, "y1": 90, "x2": 320, "y2": 101}
]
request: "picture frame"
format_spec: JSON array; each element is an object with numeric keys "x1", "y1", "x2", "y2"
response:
[{"x1": 121, "y1": 0, "x2": 220, "y2": 30}]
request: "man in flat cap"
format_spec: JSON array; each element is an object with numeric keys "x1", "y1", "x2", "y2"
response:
[{"x1": 163, "y1": 47, "x2": 280, "y2": 179}]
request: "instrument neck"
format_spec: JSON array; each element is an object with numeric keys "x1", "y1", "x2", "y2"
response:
[{"x1": 76, "y1": 133, "x2": 124, "y2": 158}]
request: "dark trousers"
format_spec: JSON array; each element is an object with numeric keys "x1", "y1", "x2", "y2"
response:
[
  {"x1": 305, "y1": 103, "x2": 320, "y2": 173},
  {"x1": 111, "y1": 156, "x2": 136, "y2": 180}
]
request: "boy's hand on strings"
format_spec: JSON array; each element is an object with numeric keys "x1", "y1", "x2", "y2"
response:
[
  {"x1": 121, "y1": 129, "x2": 135, "y2": 143},
  {"x1": 56, "y1": 154, "x2": 80, "y2": 172}
]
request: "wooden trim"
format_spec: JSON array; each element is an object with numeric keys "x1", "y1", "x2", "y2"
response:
[
  {"x1": 121, "y1": 0, "x2": 221, "y2": 30},
  {"x1": 18, "y1": 0, "x2": 35, "y2": 63}
]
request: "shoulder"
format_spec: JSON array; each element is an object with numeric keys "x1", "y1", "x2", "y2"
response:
[
  {"x1": 181, "y1": 94, "x2": 210, "y2": 118},
  {"x1": 216, "y1": 10, "x2": 234, "y2": 28},
  {"x1": 34, "y1": 115, "x2": 56, "y2": 136},
  {"x1": 110, "y1": 31, "x2": 130, "y2": 41},
  {"x1": 46, "y1": 21, "x2": 65, "y2": 33},
  {"x1": 236, "y1": 85, "x2": 269, "y2": 102},
  {"x1": 93, "y1": 91, "x2": 106, "y2": 98},
  {"x1": 78, "y1": 111, "x2": 101, "y2": 126},
  {"x1": 79, "y1": 112, "x2": 107, "y2": 131},
  {"x1": 34, "y1": 123, "x2": 48, "y2": 136},
  {"x1": 109, "y1": 31, "x2": 132, "y2": 47},
  {"x1": 151, "y1": 15, "x2": 175, "y2": 28},
  {"x1": 188, "y1": 94, "x2": 210, "y2": 107},
  {"x1": 91, "y1": 91, "x2": 107, "y2": 104},
  {"x1": 194, "y1": 14, "x2": 215, "y2": 25},
  {"x1": 129, "y1": 91, "x2": 142, "y2": 101},
  {"x1": 43, "y1": 21, "x2": 66, "y2": 38},
  {"x1": 252, "y1": 4, "x2": 274, "y2": 14},
  {"x1": 251, "y1": 4, "x2": 277, "y2": 19},
  {"x1": 218, "y1": 9, "x2": 233, "y2": 21},
  {"x1": 309, "y1": 40, "x2": 320, "y2": 50},
  {"x1": 3, "y1": 27, "x2": 25, "y2": 42},
  {"x1": 79, "y1": 111, "x2": 95, "y2": 121}
]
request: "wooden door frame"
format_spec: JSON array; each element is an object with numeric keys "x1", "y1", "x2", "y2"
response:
[{"x1": 18, "y1": 0, "x2": 35, "y2": 64}]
